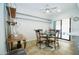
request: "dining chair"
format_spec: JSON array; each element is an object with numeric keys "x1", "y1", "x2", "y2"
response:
[
  {"x1": 49, "y1": 29, "x2": 60, "y2": 49},
  {"x1": 35, "y1": 29, "x2": 47, "y2": 48}
]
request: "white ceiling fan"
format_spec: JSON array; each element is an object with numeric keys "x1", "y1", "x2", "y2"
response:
[{"x1": 40, "y1": 4, "x2": 61, "y2": 13}]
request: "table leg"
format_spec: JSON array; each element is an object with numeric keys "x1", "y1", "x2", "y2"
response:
[
  {"x1": 23, "y1": 40, "x2": 26, "y2": 49},
  {"x1": 11, "y1": 42, "x2": 13, "y2": 50},
  {"x1": 46, "y1": 35, "x2": 53, "y2": 48},
  {"x1": 17, "y1": 41, "x2": 22, "y2": 49},
  {"x1": 9, "y1": 43, "x2": 11, "y2": 51}
]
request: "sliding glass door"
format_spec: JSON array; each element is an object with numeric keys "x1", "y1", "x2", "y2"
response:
[
  {"x1": 56, "y1": 20, "x2": 61, "y2": 38},
  {"x1": 62, "y1": 18, "x2": 70, "y2": 40},
  {"x1": 56, "y1": 18, "x2": 71, "y2": 40}
]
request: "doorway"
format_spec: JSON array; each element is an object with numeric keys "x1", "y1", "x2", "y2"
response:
[{"x1": 56, "y1": 18, "x2": 71, "y2": 41}]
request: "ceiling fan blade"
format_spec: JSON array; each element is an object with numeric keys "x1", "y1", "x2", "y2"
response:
[{"x1": 50, "y1": 7, "x2": 57, "y2": 9}]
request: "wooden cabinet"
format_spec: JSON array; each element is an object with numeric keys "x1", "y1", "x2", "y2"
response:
[{"x1": 7, "y1": 34, "x2": 27, "y2": 51}]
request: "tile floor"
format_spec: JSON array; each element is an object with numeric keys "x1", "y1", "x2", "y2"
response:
[{"x1": 25, "y1": 39, "x2": 75, "y2": 55}]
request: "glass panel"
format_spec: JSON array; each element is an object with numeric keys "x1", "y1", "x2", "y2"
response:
[
  {"x1": 62, "y1": 18, "x2": 69, "y2": 40},
  {"x1": 56, "y1": 20, "x2": 61, "y2": 38}
]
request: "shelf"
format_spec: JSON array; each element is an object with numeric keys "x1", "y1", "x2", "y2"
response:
[{"x1": 7, "y1": 20, "x2": 17, "y2": 25}]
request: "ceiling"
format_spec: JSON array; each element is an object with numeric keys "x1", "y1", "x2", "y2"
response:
[
  {"x1": 14, "y1": 3, "x2": 79, "y2": 20},
  {"x1": 15, "y1": 3, "x2": 78, "y2": 12}
]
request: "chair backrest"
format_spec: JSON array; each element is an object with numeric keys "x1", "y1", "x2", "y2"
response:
[
  {"x1": 35, "y1": 29, "x2": 43, "y2": 41},
  {"x1": 55, "y1": 30, "x2": 59, "y2": 38},
  {"x1": 49, "y1": 29, "x2": 59, "y2": 38}
]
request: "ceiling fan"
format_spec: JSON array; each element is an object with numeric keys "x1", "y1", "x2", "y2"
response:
[{"x1": 40, "y1": 4, "x2": 61, "y2": 13}]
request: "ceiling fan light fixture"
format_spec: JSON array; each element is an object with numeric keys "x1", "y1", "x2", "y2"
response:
[
  {"x1": 46, "y1": 9, "x2": 50, "y2": 13},
  {"x1": 57, "y1": 9, "x2": 61, "y2": 12}
]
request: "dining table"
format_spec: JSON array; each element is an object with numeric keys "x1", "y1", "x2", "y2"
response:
[{"x1": 43, "y1": 30, "x2": 56, "y2": 48}]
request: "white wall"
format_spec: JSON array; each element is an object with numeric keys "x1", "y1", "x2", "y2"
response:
[
  {"x1": 58, "y1": 9, "x2": 79, "y2": 34},
  {"x1": 15, "y1": 5, "x2": 50, "y2": 41},
  {"x1": 0, "y1": 3, "x2": 7, "y2": 54},
  {"x1": 16, "y1": 19, "x2": 49, "y2": 41},
  {"x1": 51, "y1": 5, "x2": 79, "y2": 32},
  {"x1": 71, "y1": 17, "x2": 79, "y2": 34}
]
